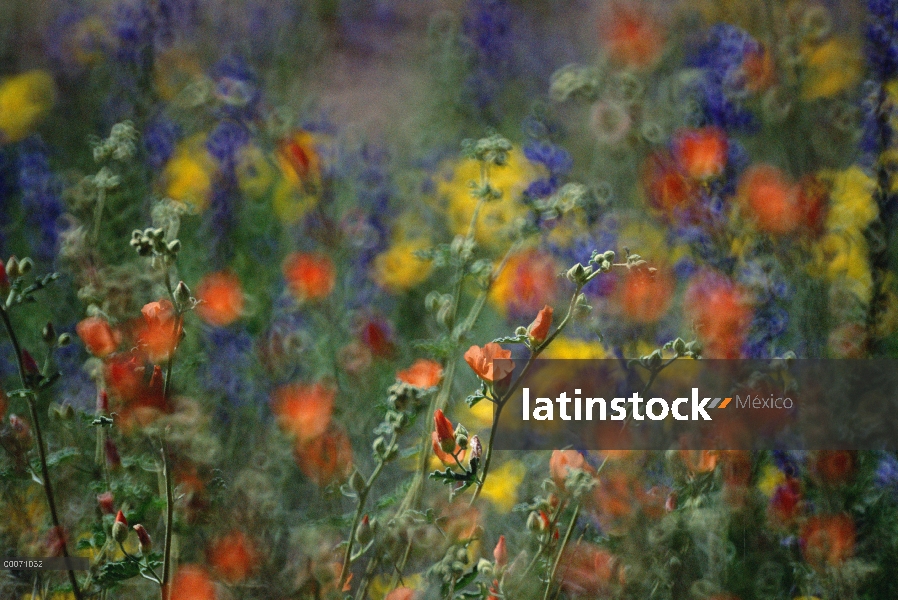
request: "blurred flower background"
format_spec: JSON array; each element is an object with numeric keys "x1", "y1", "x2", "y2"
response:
[{"x1": 1, "y1": 0, "x2": 898, "y2": 599}]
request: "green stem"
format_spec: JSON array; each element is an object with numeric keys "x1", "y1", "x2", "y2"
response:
[
  {"x1": 471, "y1": 284, "x2": 583, "y2": 502},
  {"x1": 543, "y1": 503, "x2": 580, "y2": 600},
  {"x1": 339, "y1": 431, "x2": 395, "y2": 588},
  {"x1": 160, "y1": 442, "x2": 174, "y2": 600},
  {"x1": 0, "y1": 306, "x2": 84, "y2": 600}
]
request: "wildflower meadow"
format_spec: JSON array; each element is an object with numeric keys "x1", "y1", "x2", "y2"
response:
[{"x1": 1, "y1": 1, "x2": 898, "y2": 599}]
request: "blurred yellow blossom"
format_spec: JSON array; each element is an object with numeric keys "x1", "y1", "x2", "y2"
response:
[
  {"x1": 823, "y1": 166, "x2": 877, "y2": 232},
  {"x1": 373, "y1": 238, "x2": 434, "y2": 292},
  {"x1": 801, "y1": 38, "x2": 862, "y2": 100},
  {"x1": 162, "y1": 134, "x2": 216, "y2": 211},
  {"x1": 0, "y1": 70, "x2": 55, "y2": 143},
  {"x1": 541, "y1": 336, "x2": 607, "y2": 359},
  {"x1": 480, "y1": 458, "x2": 526, "y2": 512},
  {"x1": 237, "y1": 144, "x2": 276, "y2": 199},
  {"x1": 466, "y1": 399, "x2": 494, "y2": 428},
  {"x1": 757, "y1": 464, "x2": 786, "y2": 497},
  {"x1": 816, "y1": 231, "x2": 873, "y2": 303},
  {"x1": 368, "y1": 573, "x2": 423, "y2": 600},
  {"x1": 438, "y1": 152, "x2": 541, "y2": 248}
]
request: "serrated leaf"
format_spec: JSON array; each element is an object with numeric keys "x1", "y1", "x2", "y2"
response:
[{"x1": 96, "y1": 560, "x2": 140, "y2": 586}]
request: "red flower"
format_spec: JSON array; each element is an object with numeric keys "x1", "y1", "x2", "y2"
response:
[
  {"x1": 271, "y1": 382, "x2": 335, "y2": 445},
  {"x1": 684, "y1": 272, "x2": 753, "y2": 359},
  {"x1": 527, "y1": 305, "x2": 554, "y2": 345},
  {"x1": 812, "y1": 451, "x2": 856, "y2": 485},
  {"x1": 358, "y1": 317, "x2": 395, "y2": 357},
  {"x1": 76, "y1": 316, "x2": 120, "y2": 357},
  {"x1": 195, "y1": 271, "x2": 244, "y2": 326},
  {"x1": 294, "y1": 424, "x2": 354, "y2": 486},
  {"x1": 463, "y1": 343, "x2": 514, "y2": 383},
  {"x1": 617, "y1": 268, "x2": 674, "y2": 323},
  {"x1": 643, "y1": 154, "x2": 698, "y2": 217},
  {"x1": 169, "y1": 565, "x2": 217, "y2": 600},
  {"x1": 558, "y1": 542, "x2": 621, "y2": 597},
  {"x1": 769, "y1": 478, "x2": 802, "y2": 525},
  {"x1": 737, "y1": 164, "x2": 802, "y2": 235},
  {"x1": 283, "y1": 252, "x2": 335, "y2": 301},
  {"x1": 549, "y1": 450, "x2": 595, "y2": 490},
  {"x1": 136, "y1": 299, "x2": 181, "y2": 363},
  {"x1": 801, "y1": 514, "x2": 855, "y2": 570},
  {"x1": 600, "y1": 3, "x2": 665, "y2": 69},
  {"x1": 396, "y1": 359, "x2": 443, "y2": 389},
  {"x1": 97, "y1": 491, "x2": 115, "y2": 515},
  {"x1": 208, "y1": 530, "x2": 258, "y2": 583},
  {"x1": 673, "y1": 127, "x2": 728, "y2": 180}
]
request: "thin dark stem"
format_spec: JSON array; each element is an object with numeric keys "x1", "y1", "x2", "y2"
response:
[
  {"x1": 0, "y1": 307, "x2": 83, "y2": 600},
  {"x1": 160, "y1": 443, "x2": 174, "y2": 600},
  {"x1": 543, "y1": 503, "x2": 580, "y2": 600}
]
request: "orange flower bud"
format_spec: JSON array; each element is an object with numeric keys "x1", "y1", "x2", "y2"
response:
[
  {"x1": 112, "y1": 510, "x2": 128, "y2": 543},
  {"x1": 133, "y1": 524, "x2": 152, "y2": 554},
  {"x1": 493, "y1": 535, "x2": 508, "y2": 569},
  {"x1": 527, "y1": 305, "x2": 554, "y2": 345},
  {"x1": 433, "y1": 409, "x2": 455, "y2": 455}
]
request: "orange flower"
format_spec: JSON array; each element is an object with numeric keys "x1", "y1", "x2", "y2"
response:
[
  {"x1": 397, "y1": 359, "x2": 443, "y2": 388},
  {"x1": 527, "y1": 305, "x2": 554, "y2": 345},
  {"x1": 737, "y1": 164, "x2": 802, "y2": 235},
  {"x1": 801, "y1": 514, "x2": 855, "y2": 570},
  {"x1": 283, "y1": 252, "x2": 335, "y2": 301},
  {"x1": 559, "y1": 542, "x2": 621, "y2": 597},
  {"x1": 684, "y1": 272, "x2": 753, "y2": 359},
  {"x1": 136, "y1": 299, "x2": 181, "y2": 363},
  {"x1": 208, "y1": 530, "x2": 257, "y2": 583},
  {"x1": 673, "y1": 127, "x2": 728, "y2": 180},
  {"x1": 617, "y1": 268, "x2": 674, "y2": 323},
  {"x1": 271, "y1": 382, "x2": 335, "y2": 445},
  {"x1": 643, "y1": 153, "x2": 697, "y2": 217},
  {"x1": 493, "y1": 535, "x2": 508, "y2": 568},
  {"x1": 277, "y1": 131, "x2": 320, "y2": 186},
  {"x1": 549, "y1": 450, "x2": 595, "y2": 489},
  {"x1": 464, "y1": 343, "x2": 514, "y2": 383},
  {"x1": 490, "y1": 250, "x2": 559, "y2": 317},
  {"x1": 812, "y1": 451, "x2": 856, "y2": 485},
  {"x1": 385, "y1": 589, "x2": 417, "y2": 600},
  {"x1": 169, "y1": 565, "x2": 216, "y2": 600},
  {"x1": 102, "y1": 355, "x2": 170, "y2": 429},
  {"x1": 679, "y1": 449, "x2": 718, "y2": 474},
  {"x1": 195, "y1": 271, "x2": 244, "y2": 326},
  {"x1": 600, "y1": 3, "x2": 665, "y2": 69},
  {"x1": 588, "y1": 470, "x2": 647, "y2": 534},
  {"x1": 76, "y1": 316, "x2": 120, "y2": 357},
  {"x1": 294, "y1": 424, "x2": 353, "y2": 486}
]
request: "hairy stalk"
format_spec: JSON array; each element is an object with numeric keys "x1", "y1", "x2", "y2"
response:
[
  {"x1": 543, "y1": 503, "x2": 580, "y2": 600},
  {"x1": 0, "y1": 306, "x2": 83, "y2": 600},
  {"x1": 339, "y1": 429, "x2": 398, "y2": 588},
  {"x1": 472, "y1": 283, "x2": 584, "y2": 502}
]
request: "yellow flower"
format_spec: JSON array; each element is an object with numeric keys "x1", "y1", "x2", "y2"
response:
[
  {"x1": 0, "y1": 70, "x2": 55, "y2": 143},
  {"x1": 367, "y1": 573, "x2": 423, "y2": 600},
  {"x1": 757, "y1": 464, "x2": 786, "y2": 497},
  {"x1": 466, "y1": 399, "x2": 494, "y2": 429},
  {"x1": 373, "y1": 239, "x2": 434, "y2": 292},
  {"x1": 161, "y1": 134, "x2": 216, "y2": 211},
  {"x1": 541, "y1": 336, "x2": 607, "y2": 359},
  {"x1": 823, "y1": 166, "x2": 878, "y2": 232},
  {"x1": 438, "y1": 152, "x2": 541, "y2": 248},
  {"x1": 237, "y1": 144, "x2": 276, "y2": 200},
  {"x1": 801, "y1": 38, "x2": 862, "y2": 100},
  {"x1": 270, "y1": 131, "x2": 325, "y2": 223},
  {"x1": 480, "y1": 458, "x2": 526, "y2": 512},
  {"x1": 816, "y1": 231, "x2": 873, "y2": 303}
]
